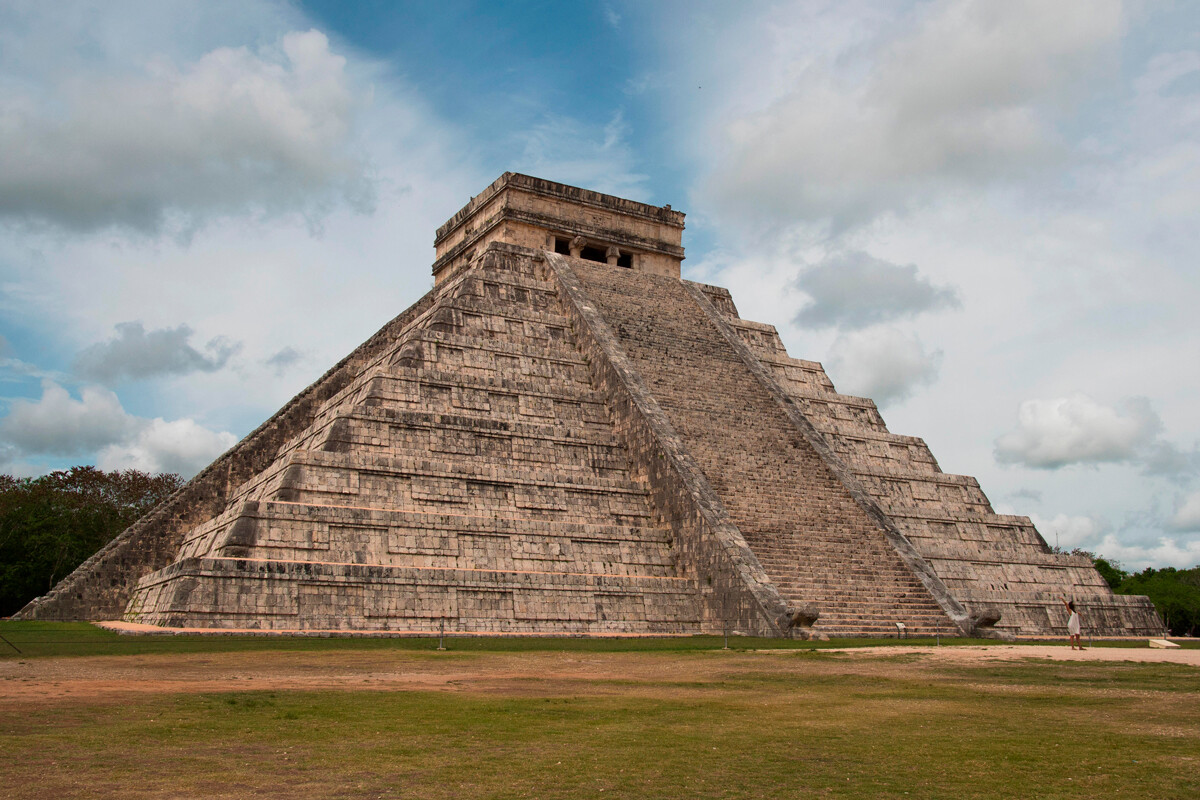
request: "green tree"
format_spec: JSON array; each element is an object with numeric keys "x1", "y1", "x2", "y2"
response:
[
  {"x1": 0, "y1": 466, "x2": 182, "y2": 616},
  {"x1": 1093, "y1": 557, "x2": 1128, "y2": 590},
  {"x1": 1114, "y1": 566, "x2": 1200, "y2": 637}
]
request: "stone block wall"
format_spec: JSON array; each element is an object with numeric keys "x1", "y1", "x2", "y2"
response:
[{"x1": 433, "y1": 174, "x2": 685, "y2": 281}]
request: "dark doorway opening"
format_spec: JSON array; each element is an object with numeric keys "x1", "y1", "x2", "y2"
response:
[
  {"x1": 554, "y1": 237, "x2": 570, "y2": 255},
  {"x1": 617, "y1": 253, "x2": 632, "y2": 268},
  {"x1": 580, "y1": 245, "x2": 607, "y2": 263}
]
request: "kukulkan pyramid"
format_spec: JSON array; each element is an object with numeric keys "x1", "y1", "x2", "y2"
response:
[{"x1": 20, "y1": 174, "x2": 1163, "y2": 638}]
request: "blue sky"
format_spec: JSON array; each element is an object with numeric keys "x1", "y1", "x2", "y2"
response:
[{"x1": 1, "y1": 0, "x2": 1199, "y2": 571}]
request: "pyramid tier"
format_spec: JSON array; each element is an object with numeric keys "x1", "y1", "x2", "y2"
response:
[{"x1": 129, "y1": 556, "x2": 701, "y2": 634}]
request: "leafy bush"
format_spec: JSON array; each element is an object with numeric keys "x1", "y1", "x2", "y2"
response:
[
  {"x1": 1116, "y1": 566, "x2": 1200, "y2": 637},
  {"x1": 1093, "y1": 557, "x2": 1127, "y2": 590},
  {"x1": 0, "y1": 466, "x2": 182, "y2": 616}
]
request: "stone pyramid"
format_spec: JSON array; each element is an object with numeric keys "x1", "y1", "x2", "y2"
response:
[{"x1": 19, "y1": 174, "x2": 1163, "y2": 638}]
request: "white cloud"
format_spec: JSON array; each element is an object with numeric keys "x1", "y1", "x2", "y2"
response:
[
  {"x1": 1169, "y1": 490, "x2": 1200, "y2": 532},
  {"x1": 1030, "y1": 511, "x2": 1200, "y2": 570},
  {"x1": 1029, "y1": 512, "x2": 1106, "y2": 551},
  {"x1": 791, "y1": 251, "x2": 960, "y2": 329},
  {"x1": 1005, "y1": 487, "x2": 1043, "y2": 505},
  {"x1": 825, "y1": 327, "x2": 941, "y2": 406},
  {"x1": 0, "y1": 380, "x2": 233, "y2": 477},
  {"x1": 74, "y1": 322, "x2": 240, "y2": 383},
  {"x1": 0, "y1": 454, "x2": 50, "y2": 479},
  {"x1": 0, "y1": 28, "x2": 373, "y2": 234},
  {"x1": 0, "y1": 0, "x2": 479, "y2": 461},
  {"x1": 98, "y1": 418, "x2": 236, "y2": 477},
  {"x1": 1088, "y1": 532, "x2": 1200, "y2": 571},
  {"x1": 994, "y1": 395, "x2": 1163, "y2": 469},
  {"x1": 0, "y1": 380, "x2": 138, "y2": 455},
  {"x1": 263, "y1": 346, "x2": 304, "y2": 376},
  {"x1": 1141, "y1": 440, "x2": 1200, "y2": 479},
  {"x1": 512, "y1": 110, "x2": 649, "y2": 200},
  {"x1": 702, "y1": 0, "x2": 1123, "y2": 228}
]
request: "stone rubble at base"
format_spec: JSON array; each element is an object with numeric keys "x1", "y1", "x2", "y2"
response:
[{"x1": 18, "y1": 174, "x2": 1164, "y2": 638}]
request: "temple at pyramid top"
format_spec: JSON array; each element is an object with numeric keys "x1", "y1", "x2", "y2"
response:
[{"x1": 432, "y1": 172, "x2": 686, "y2": 283}]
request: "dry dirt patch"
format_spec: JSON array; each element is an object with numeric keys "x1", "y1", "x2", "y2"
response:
[{"x1": 3, "y1": 644, "x2": 1196, "y2": 706}]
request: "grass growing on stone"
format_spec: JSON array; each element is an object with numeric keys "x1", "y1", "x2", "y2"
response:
[{"x1": 3, "y1": 648, "x2": 1198, "y2": 799}]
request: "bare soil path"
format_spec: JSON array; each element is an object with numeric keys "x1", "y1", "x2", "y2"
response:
[{"x1": 3, "y1": 643, "x2": 1196, "y2": 705}]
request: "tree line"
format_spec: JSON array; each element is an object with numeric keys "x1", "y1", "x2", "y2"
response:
[
  {"x1": 1089, "y1": 555, "x2": 1200, "y2": 637},
  {"x1": 0, "y1": 466, "x2": 182, "y2": 616}
]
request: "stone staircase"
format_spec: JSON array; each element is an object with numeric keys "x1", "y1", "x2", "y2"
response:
[
  {"x1": 125, "y1": 248, "x2": 703, "y2": 634},
  {"x1": 717, "y1": 294, "x2": 1163, "y2": 637},
  {"x1": 567, "y1": 260, "x2": 957, "y2": 637}
]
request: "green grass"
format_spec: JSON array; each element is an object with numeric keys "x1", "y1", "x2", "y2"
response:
[
  {"x1": 3, "y1": 651, "x2": 1197, "y2": 799},
  {"x1": 2, "y1": 620, "x2": 1193, "y2": 660},
  {"x1": 0, "y1": 620, "x2": 1003, "y2": 659}
]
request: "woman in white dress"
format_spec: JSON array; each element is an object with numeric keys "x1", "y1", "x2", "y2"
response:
[{"x1": 1062, "y1": 597, "x2": 1083, "y2": 650}]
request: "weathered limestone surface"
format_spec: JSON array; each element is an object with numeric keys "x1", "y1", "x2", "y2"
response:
[
  {"x1": 717, "y1": 305, "x2": 1162, "y2": 636},
  {"x1": 546, "y1": 251, "x2": 790, "y2": 635},
  {"x1": 21, "y1": 174, "x2": 1162, "y2": 637},
  {"x1": 17, "y1": 287, "x2": 442, "y2": 621},
  {"x1": 564, "y1": 258, "x2": 960, "y2": 637},
  {"x1": 433, "y1": 173, "x2": 685, "y2": 282},
  {"x1": 118, "y1": 247, "x2": 705, "y2": 633}
]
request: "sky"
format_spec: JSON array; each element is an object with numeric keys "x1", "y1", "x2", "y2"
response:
[{"x1": 0, "y1": 0, "x2": 1198, "y2": 571}]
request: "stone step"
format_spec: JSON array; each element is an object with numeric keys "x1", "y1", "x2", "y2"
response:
[
  {"x1": 306, "y1": 413, "x2": 634, "y2": 471},
  {"x1": 735, "y1": 293, "x2": 1138, "y2": 637},
  {"x1": 273, "y1": 479, "x2": 656, "y2": 523},
  {"x1": 340, "y1": 407, "x2": 624, "y2": 449},
  {"x1": 175, "y1": 492, "x2": 673, "y2": 559},
  {"x1": 241, "y1": 544, "x2": 681, "y2": 579},
  {"x1": 260, "y1": 502, "x2": 673, "y2": 541},
  {"x1": 282, "y1": 449, "x2": 651, "y2": 496},
  {"x1": 406, "y1": 328, "x2": 590, "y2": 368},
  {"x1": 455, "y1": 265, "x2": 560, "y2": 293},
  {"x1": 570, "y1": 260, "x2": 956, "y2": 633},
  {"x1": 127, "y1": 556, "x2": 704, "y2": 634},
  {"x1": 442, "y1": 288, "x2": 574, "y2": 327}
]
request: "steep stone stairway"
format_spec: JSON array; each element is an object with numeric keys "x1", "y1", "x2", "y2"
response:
[
  {"x1": 720, "y1": 309, "x2": 1163, "y2": 636},
  {"x1": 568, "y1": 260, "x2": 956, "y2": 636},
  {"x1": 125, "y1": 248, "x2": 702, "y2": 633}
]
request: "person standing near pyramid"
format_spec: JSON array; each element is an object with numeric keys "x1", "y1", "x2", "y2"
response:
[{"x1": 1063, "y1": 597, "x2": 1083, "y2": 650}]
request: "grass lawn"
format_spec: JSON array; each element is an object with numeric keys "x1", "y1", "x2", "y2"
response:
[
  {"x1": 1, "y1": 624, "x2": 1198, "y2": 799},
  {"x1": 2, "y1": 620, "x2": 1194, "y2": 660}
]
